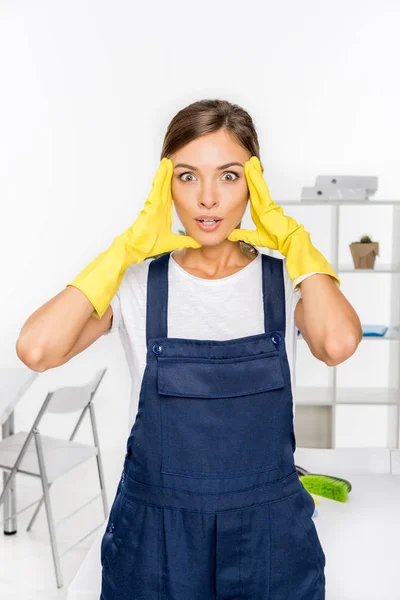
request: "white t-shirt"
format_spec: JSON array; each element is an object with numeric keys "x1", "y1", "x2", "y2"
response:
[{"x1": 104, "y1": 250, "x2": 302, "y2": 430}]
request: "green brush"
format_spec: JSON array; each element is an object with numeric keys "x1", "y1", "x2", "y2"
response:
[{"x1": 295, "y1": 465, "x2": 352, "y2": 503}]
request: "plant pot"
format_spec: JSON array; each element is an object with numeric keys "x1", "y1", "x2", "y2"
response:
[{"x1": 349, "y1": 242, "x2": 379, "y2": 269}]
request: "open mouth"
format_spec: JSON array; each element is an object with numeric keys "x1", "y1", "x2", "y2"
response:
[
  {"x1": 195, "y1": 218, "x2": 223, "y2": 231},
  {"x1": 196, "y1": 219, "x2": 221, "y2": 224}
]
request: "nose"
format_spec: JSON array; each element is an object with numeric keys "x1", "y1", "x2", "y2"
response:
[
  {"x1": 199, "y1": 197, "x2": 218, "y2": 210},
  {"x1": 197, "y1": 184, "x2": 219, "y2": 210}
]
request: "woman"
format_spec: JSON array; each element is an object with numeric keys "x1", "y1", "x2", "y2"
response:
[{"x1": 16, "y1": 99, "x2": 362, "y2": 599}]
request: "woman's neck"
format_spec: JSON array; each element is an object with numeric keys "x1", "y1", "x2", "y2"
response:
[{"x1": 171, "y1": 242, "x2": 258, "y2": 280}]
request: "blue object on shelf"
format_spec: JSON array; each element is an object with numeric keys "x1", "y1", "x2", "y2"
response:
[{"x1": 362, "y1": 325, "x2": 388, "y2": 337}]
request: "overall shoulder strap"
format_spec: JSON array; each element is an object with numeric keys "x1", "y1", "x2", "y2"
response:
[
  {"x1": 146, "y1": 252, "x2": 170, "y2": 345},
  {"x1": 261, "y1": 253, "x2": 286, "y2": 335}
]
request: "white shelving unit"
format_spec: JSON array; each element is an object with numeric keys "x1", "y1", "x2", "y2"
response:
[{"x1": 279, "y1": 200, "x2": 400, "y2": 473}]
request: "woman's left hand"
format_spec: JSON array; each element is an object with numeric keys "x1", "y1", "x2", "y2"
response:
[
  {"x1": 227, "y1": 156, "x2": 301, "y2": 252},
  {"x1": 228, "y1": 156, "x2": 340, "y2": 288}
]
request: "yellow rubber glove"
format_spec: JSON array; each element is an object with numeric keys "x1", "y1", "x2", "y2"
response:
[
  {"x1": 228, "y1": 156, "x2": 340, "y2": 290},
  {"x1": 67, "y1": 157, "x2": 201, "y2": 319}
]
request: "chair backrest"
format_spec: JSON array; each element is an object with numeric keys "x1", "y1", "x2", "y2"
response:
[
  {"x1": 0, "y1": 369, "x2": 108, "y2": 494},
  {"x1": 0, "y1": 368, "x2": 38, "y2": 426},
  {"x1": 46, "y1": 368, "x2": 107, "y2": 414}
]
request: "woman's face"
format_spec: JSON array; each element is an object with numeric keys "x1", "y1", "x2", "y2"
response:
[{"x1": 169, "y1": 129, "x2": 252, "y2": 246}]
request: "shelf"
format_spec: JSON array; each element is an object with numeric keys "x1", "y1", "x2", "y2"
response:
[
  {"x1": 339, "y1": 263, "x2": 400, "y2": 273},
  {"x1": 295, "y1": 386, "x2": 399, "y2": 406},
  {"x1": 283, "y1": 197, "x2": 400, "y2": 455},
  {"x1": 295, "y1": 386, "x2": 334, "y2": 405},
  {"x1": 294, "y1": 404, "x2": 332, "y2": 448},
  {"x1": 297, "y1": 325, "x2": 400, "y2": 341},
  {"x1": 336, "y1": 387, "x2": 399, "y2": 405},
  {"x1": 279, "y1": 200, "x2": 400, "y2": 206}
]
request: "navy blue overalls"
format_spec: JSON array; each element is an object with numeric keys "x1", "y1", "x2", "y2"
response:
[{"x1": 100, "y1": 251, "x2": 326, "y2": 599}]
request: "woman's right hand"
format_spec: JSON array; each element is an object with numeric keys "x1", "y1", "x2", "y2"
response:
[
  {"x1": 124, "y1": 157, "x2": 201, "y2": 262},
  {"x1": 67, "y1": 158, "x2": 201, "y2": 320}
]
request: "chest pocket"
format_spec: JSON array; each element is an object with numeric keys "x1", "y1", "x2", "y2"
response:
[{"x1": 157, "y1": 351, "x2": 286, "y2": 478}]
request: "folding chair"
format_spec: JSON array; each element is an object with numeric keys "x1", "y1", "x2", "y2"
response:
[{"x1": 0, "y1": 367, "x2": 109, "y2": 588}]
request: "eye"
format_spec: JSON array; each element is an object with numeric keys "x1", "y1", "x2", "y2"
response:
[
  {"x1": 221, "y1": 171, "x2": 240, "y2": 181},
  {"x1": 178, "y1": 171, "x2": 240, "y2": 182},
  {"x1": 179, "y1": 172, "x2": 196, "y2": 182}
]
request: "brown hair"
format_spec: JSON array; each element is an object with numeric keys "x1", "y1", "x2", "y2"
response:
[
  {"x1": 160, "y1": 99, "x2": 261, "y2": 253},
  {"x1": 160, "y1": 99, "x2": 262, "y2": 166}
]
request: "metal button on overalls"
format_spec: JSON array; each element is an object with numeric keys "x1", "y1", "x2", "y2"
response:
[{"x1": 100, "y1": 251, "x2": 326, "y2": 599}]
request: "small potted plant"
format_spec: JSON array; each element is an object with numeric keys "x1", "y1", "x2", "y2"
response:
[{"x1": 349, "y1": 235, "x2": 379, "y2": 269}]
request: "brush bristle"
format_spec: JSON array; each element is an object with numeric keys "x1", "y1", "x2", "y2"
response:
[{"x1": 300, "y1": 475, "x2": 350, "y2": 502}]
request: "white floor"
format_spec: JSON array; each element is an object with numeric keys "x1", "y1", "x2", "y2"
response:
[{"x1": 0, "y1": 447, "x2": 124, "y2": 599}]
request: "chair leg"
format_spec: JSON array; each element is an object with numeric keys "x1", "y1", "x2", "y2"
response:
[
  {"x1": 33, "y1": 429, "x2": 63, "y2": 589},
  {"x1": 88, "y1": 402, "x2": 109, "y2": 518},
  {"x1": 26, "y1": 481, "x2": 54, "y2": 532},
  {"x1": 2, "y1": 470, "x2": 17, "y2": 535},
  {"x1": 2, "y1": 413, "x2": 17, "y2": 534}
]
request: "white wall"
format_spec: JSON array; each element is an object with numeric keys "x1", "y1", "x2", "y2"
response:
[{"x1": 1, "y1": 0, "x2": 400, "y2": 454}]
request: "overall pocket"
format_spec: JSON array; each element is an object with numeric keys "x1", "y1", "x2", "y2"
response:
[
  {"x1": 295, "y1": 485, "x2": 326, "y2": 572},
  {"x1": 158, "y1": 351, "x2": 285, "y2": 478},
  {"x1": 100, "y1": 483, "x2": 127, "y2": 570},
  {"x1": 269, "y1": 489, "x2": 326, "y2": 599}
]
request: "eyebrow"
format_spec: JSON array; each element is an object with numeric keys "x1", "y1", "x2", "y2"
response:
[{"x1": 174, "y1": 161, "x2": 244, "y2": 171}]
